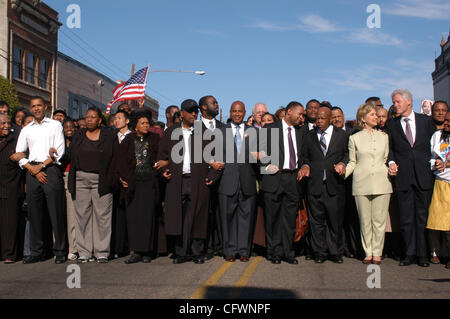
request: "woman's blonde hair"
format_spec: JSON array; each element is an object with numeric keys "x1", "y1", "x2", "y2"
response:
[{"x1": 356, "y1": 103, "x2": 376, "y2": 130}]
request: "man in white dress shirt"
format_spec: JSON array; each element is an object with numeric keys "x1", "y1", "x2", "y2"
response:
[{"x1": 15, "y1": 96, "x2": 67, "y2": 264}]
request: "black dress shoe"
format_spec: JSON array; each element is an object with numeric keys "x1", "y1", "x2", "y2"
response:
[
  {"x1": 193, "y1": 256, "x2": 205, "y2": 264},
  {"x1": 125, "y1": 254, "x2": 143, "y2": 264},
  {"x1": 399, "y1": 256, "x2": 415, "y2": 266},
  {"x1": 142, "y1": 256, "x2": 152, "y2": 263},
  {"x1": 55, "y1": 256, "x2": 67, "y2": 264},
  {"x1": 315, "y1": 256, "x2": 327, "y2": 264},
  {"x1": 23, "y1": 255, "x2": 43, "y2": 264},
  {"x1": 283, "y1": 257, "x2": 298, "y2": 265},
  {"x1": 173, "y1": 256, "x2": 192, "y2": 264},
  {"x1": 205, "y1": 252, "x2": 215, "y2": 260},
  {"x1": 305, "y1": 254, "x2": 313, "y2": 261},
  {"x1": 329, "y1": 255, "x2": 344, "y2": 264},
  {"x1": 271, "y1": 256, "x2": 281, "y2": 264},
  {"x1": 417, "y1": 258, "x2": 430, "y2": 268}
]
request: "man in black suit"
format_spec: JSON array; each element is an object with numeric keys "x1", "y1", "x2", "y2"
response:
[
  {"x1": 385, "y1": 89, "x2": 436, "y2": 267},
  {"x1": 299, "y1": 107, "x2": 349, "y2": 264},
  {"x1": 260, "y1": 101, "x2": 306, "y2": 264},
  {"x1": 330, "y1": 106, "x2": 362, "y2": 259},
  {"x1": 218, "y1": 101, "x2": 258, "y2": 262},
  {"x1": 199, "y1": 95, "x2": 226, "y2": 259}
]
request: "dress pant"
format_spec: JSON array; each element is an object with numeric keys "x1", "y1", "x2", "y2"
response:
[
  {"x1": 0, "y1": 198, "x2": 19, "y2": 260},
  {"x1": 73, "y1": 171, "x2": 113, "y2": 259},
  {"x1": 111, "y1": 192, "x2": 129, "y2": 256},
  {"x1": 307, "y1": 182, "x2": 344, "y2": 258},
  {"x1": 26, "y1": 166, "x2": 67, "y2": 257},
  {"x1": 264, "y1": 171, "x2": 300, "y2": 259},
  {"x1": 175, "y1": 175, "x2": 204, "y2": 257},
  {"x1": 219, "y1": 182, "x2": 256, "y2": 258},
  {"x1": 205, "y1": 188, "x2": 223, "y2": 256},
  {"x1": 64, "y1": 172, "x2": 77, "y2": 255},
  {"x1": 126, "y1": 179, "x2": 156, "y2": 253},
  {"x1": 354, "y1": 194, "x2": 391, "y2": 257},
  {"x1": 396, "y1": 181, "x2": 432, "y2": 258}
]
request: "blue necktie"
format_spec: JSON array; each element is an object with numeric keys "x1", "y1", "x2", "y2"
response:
[
  {"x1": 235, "y1": 124, "x2": 242, "y2": 155},
  {"x1": 320, "y1": 131, "x2": 327, "y2": 180}
]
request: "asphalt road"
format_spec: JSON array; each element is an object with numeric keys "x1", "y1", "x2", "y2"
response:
[{"x1": 0, "y1": 255, "x2": 449, "y2": 299}]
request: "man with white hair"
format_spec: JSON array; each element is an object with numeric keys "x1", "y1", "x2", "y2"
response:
[
  {"x1": 385, "y1": 89, "x2": 436, "y2": 267},
  {"x1": 252, "y1": 103, "x2": 268, "y2": 129}
]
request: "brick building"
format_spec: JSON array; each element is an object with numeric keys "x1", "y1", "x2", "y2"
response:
[{"x1": 0, "y1": 0, "x2": 61, "y2": 111}]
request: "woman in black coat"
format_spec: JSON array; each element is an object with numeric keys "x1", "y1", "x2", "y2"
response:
[
  {"x1": 116, "y1": 111, "x2": 160, "y2": 263},
  {"x1": 0, "y1": 114, "x2": 23, "y2": 263}
]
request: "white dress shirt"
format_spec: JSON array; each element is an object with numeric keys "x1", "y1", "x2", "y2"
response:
[
  {"x1": 201, "y1": 117, "x2": 216, "y2": 131},
  {"x1": 316, "y1": 125, "x2": 334, "y2": 153},
  {"x1": 117, "y1": 129, "x2": 131, "y2": 144},
  {"x1": 400, "y1": 111, "x2": 416, "y2": 144},
  {"x1": 16, "y1": 117, "x2": 65, "y2": 168},
  {"x1": 182, "y1": 126, "x2": 193, "y2": 174},
  {"x1": 308, "y1": 122, "x2": 316, "y2": 131},
  {"x1": 282, "y1": 119, "x2": 298, "y2": 169}
]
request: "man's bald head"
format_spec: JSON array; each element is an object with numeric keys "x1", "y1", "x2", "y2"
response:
[
  {"x1": 316, "y1": 107, "x2": 331, "y2": 132},
  {"x1": 230, "y1": 100, "x2": 246, "y2": 124}
]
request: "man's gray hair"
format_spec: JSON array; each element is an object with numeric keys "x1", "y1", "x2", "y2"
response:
[
  {"x1": 253, "y1": 103, "x2": 268, "y2": 114},
  {"x1": 391, "y1": 89, "x2": 413, "y2": 102}
]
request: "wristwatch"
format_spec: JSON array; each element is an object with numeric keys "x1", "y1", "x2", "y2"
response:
[{"x1": 41, "y1": 163, "x2": 46, "y2": 169}]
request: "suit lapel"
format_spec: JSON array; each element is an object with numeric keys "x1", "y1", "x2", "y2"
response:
[
  {"x1": 326, "y1": 127, "x2": 338, "y2": 157},
  {"x1": 394, "y1": 116, "x2": 411, "y2": 147}
]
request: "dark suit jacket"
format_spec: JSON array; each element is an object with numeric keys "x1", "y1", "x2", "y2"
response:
[
  {"x1": 302, "y1": 126, "x2": 349, "y2": 196},
  {"x1": 217, "y1": 123, "x2": 258, "y2": 197},
  {"x1": 157, "y1": 123, "x2": 220, "y2": 238},
  {"x1": 260, "y1": 121, "x2": 307, "y2": 194},
  {"x1": 68, "y1": 127, "x2": 116, "y2": 200},
  {"x1": 385, "y1": 112, "x2": 435, "y2": 191}
]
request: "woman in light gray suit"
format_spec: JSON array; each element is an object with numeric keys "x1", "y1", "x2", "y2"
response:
[{"x1": 345, "y1": 104, "x2": 393, "y2": 265}]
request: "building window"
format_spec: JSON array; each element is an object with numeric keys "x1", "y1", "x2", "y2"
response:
[
  {"x1": 26, "y1": 52, "x2": 37, "y2": 84},
  {"x1": 12, "y1": 45, "x2": 24, "y2": 80},
  {"x1": 39, "y1": 59, "x2": 49, "y2": 89},
  {"x1": 72, "y1": 99, "x2": 79, "y2": 118}
]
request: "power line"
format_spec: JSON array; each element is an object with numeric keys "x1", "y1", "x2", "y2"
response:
[
  {"x1": 63, "y1": 27, "x2": 130, "y2": 76},
  {"x1": 59, "y1": 28, "x2": 125, "y2": 80}
]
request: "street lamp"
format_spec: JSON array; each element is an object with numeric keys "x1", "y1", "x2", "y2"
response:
[{"x1": 149, "y1": 69, "x2": 206, "y2": 76}]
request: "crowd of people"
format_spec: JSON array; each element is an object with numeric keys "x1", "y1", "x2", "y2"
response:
[{"x1": 0, "y1": 90, "x2": 448, "y2": 270}]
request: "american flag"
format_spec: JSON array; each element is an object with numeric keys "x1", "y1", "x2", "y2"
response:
[{"x1": 106, "y1": 66, "x2": 149, "y2": 114}]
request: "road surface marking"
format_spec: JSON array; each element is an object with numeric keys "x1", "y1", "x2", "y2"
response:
[
  {"x1": 190, "y1": 261, "x2": 234, "y2": 299},
  {"x1": 228, "y1": 256, "x2": 263, "y2": 298}
]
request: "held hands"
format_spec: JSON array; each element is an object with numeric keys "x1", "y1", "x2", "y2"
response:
[
  {"x1": 266, "y1": 164, "x2": 280, "y2": 174},
  {"x1": 119, "y1": 177, "x2": 128, "y2": 188},
  {"x1": 297, "y1": 166, "x2": 310, "y2": 181},
  {"x1": 388, "y1": 163, "x2": 398, "y2": 176},
  {"x1": 154, "y1": 160, "x2": 169, "y2": 171},
  {"x1": 435, "y1": 159, "x2": 445, "y2": 173},
  {"x1": 162, "y1": 169, "x2": 173, "y2": 180},
  {"x1": 210, "y1": 160, "x2": 225, "y2": 172},
  {"x1": 334, "y1": 163, "x2": 346, "y2": 176}
]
